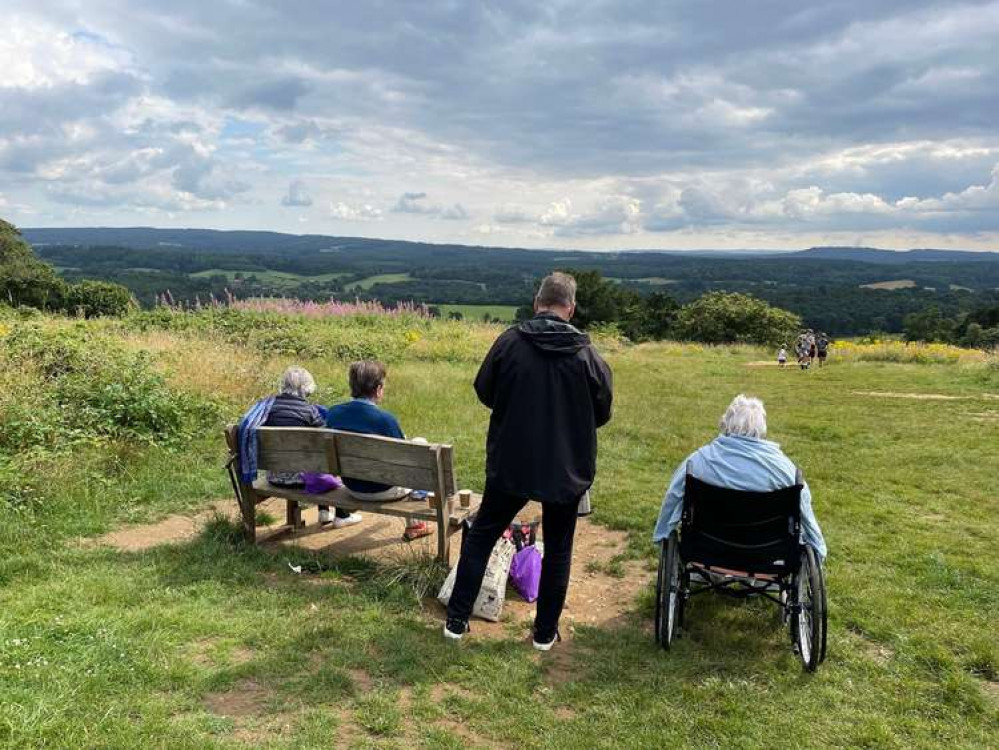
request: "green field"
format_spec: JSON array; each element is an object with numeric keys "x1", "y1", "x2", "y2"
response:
[
  {"x1": 1, "y1": 310, "x2": 997, "y2": 748},
  {"x1": 345, "y1": 273, "x2": 413, "y2": 291},
  {"x1": 191, "y1": 269, "x2": 350, "y2": 289},
  {"x1": 608, "y1": 276, "x2": 677, "y2": 285},
  {"x1": 438, "y1": 304, "x2": 518, "y2": 321}
]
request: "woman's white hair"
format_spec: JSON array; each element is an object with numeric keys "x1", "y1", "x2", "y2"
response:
[
  {"x1": 279, "y1": 366, "x2": 316, "y2": 398},
  {"x1": 720, "y1": 394, "x2": 767, "y2": 439}
]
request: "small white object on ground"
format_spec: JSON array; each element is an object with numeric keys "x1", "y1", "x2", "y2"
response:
[{"x1": 288, "y1": 562, "x2": 302, "y2": 574}]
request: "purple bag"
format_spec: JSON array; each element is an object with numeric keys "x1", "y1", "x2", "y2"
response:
[
  {"x1": 509, "y1": 545, "x2": 542, "y2": 603},
  {"x1": 302, "y1": 473, "x2": 342, "y2": 494}
]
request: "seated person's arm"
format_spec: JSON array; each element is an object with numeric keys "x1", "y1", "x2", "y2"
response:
[{"x1": 799, "y1": 481, "x2": 827, "y2": 561}]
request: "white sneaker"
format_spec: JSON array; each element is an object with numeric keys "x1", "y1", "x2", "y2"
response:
[
  {"x1": 318, "y1": 509, "x2": 333, "y2": 524},
  {"x1": 332, "y1": 513, "x2": 363, "y2": 529},
  {"x1": 532, "y1": 631, "x2": 561, "y2": 652}
]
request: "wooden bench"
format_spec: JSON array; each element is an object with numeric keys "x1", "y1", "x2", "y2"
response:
[{"x1": 224, "y1": 425, "x2": 479, "y2": 562}]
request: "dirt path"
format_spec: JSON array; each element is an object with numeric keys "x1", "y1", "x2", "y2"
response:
[{"x1": 89, "y1": 499, "x2": 651, "y2": 643}]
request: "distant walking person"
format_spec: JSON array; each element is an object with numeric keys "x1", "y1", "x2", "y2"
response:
[
  {"x1": 816, "y1": 333, "x2": 831, "y2": 367},
  {"x1": 444, "y1": 272, "x2": 614, "y2": 650},
  {"x1": 777, "y1": 345, "x2": 788, "y2": 368}
]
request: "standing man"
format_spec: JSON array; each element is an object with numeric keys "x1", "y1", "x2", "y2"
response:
[{"x1": 444, "y1": 272, "x2": 613, "y2": 650}]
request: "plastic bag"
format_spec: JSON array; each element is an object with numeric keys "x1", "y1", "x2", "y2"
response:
[
  {"x1": 302, "y1": 473, "x2": 342, "y2": 494},
  {"x1": 438, "y1": 537, "x2": 515, "y2": 622},
  {"x1": 509, "y1": 545, "x2": 542, "y2": 602}
]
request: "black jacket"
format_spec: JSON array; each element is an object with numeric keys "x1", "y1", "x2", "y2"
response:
[
  {"x1": 264, "y1": 394, "x2": 324, "y2": 428},
  {"x1": 474, "y1": 313, "x2": 613, "y2": 505}
]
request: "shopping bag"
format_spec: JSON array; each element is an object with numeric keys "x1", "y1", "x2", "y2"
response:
[
  {"x1": 509, "y1": 545, "x2": 542, "y2": 603},
  {"x1": 438, "y1": 537, "x2": 515, "y2": 622}
]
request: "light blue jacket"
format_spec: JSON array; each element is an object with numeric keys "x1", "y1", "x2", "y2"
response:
[{"x1": 652, "y1": 434, "x2": 827, "y2": 560}]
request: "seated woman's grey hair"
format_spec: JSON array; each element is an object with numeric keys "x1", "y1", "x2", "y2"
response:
[
  {"x1": 720, "y1": 394, "x2": 767, "y2": 439},
  {"x1": 279, "y1": 366, "x2": 317, "y2": 399}
]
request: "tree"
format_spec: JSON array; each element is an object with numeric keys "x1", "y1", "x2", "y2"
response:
[
  {"x1": 0, "y1": 219, "x2": 68, "y2": 310},
  {"x1": 562, "y1": 268, "x2": 638, "y2": 330},
  {"x1": 902, "y1": 306, "x2": 954, "y2": 343},
  {"x1": 673, "y1": 292, "x2": 800, "y2": 345},
  {"x1": 623, "y1": 291, "x2": 679, "y2": 341}
]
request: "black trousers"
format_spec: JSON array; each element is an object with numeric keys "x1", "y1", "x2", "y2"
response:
[{"x1": 446, "y1": 483, "x2": 579, "y2": 639}]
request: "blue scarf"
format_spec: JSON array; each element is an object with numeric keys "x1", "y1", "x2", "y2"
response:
[{"x1": 238, "y1": 396, "x2": 276, "y2": 483}]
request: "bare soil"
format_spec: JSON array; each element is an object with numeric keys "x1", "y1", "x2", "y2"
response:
[
  {"x1": 851, "y1": 390, "x2": 968, "y2": 401},
  {"x1": 89, "y1": 499, "x2": 652, "y2": 647}
]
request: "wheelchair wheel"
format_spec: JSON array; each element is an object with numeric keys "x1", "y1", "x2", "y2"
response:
[
  {"x1": 792, "y1": 546, "x2": 827, "y2": 671},
  {"x1": 656, "y1": 532, "x2": 682, "y2": 650}
]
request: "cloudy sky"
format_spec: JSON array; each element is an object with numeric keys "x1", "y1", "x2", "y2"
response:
[{"x1": 2, "y1": 1, "x2": 999, "y2": 250}]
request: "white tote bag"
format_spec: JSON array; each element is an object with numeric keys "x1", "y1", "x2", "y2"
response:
[{"x1": 438, "y1": 537, "x2": 515, "y2": 622}]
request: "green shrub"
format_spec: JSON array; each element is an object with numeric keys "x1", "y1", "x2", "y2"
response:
[
  {"x1": 65, "y1": 280, "x2": 136, "y2": 318},
  {"x1": 1, "y1": 323, "x2": 219, "y2": 446},
  {"x1": 673, "y1": 291, "x2": 801, "y2": 346}
]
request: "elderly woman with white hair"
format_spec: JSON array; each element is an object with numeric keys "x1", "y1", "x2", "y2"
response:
[
  {"x1": 263, "y1": 366, "x2": 361, "y2": 528},
  {"x1": 652, "y1": 394, "x2": 826, "y2": 559}
]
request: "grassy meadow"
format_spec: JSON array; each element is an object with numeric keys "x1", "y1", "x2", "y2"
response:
[
  {"x1": 0, "y1": 308, "x2": 997, "y2": 748},
  {"x1": 437, "y1": 304, "x2": 518, "y2": 322}
]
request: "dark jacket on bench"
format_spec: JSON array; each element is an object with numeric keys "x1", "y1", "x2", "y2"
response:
[
  {"x1": 264, "y1": 394, "x2": 325, "y2": 429},
  {"x1": 474, "y1": 313, "x2": 613, "y2": 505}
]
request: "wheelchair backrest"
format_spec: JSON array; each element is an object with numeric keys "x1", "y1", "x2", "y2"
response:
[{"x1": 679, "y1": 470, "x2": 802, "y2": 575}]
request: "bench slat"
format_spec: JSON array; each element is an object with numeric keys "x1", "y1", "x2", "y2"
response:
[
  {"x1": 256, "y1": 427, "x2": 337, "y2": 474},
  {"x1": 335, "y1": 456, "x2": 439, "y2": 492},
  {"x1": 252, "y1": 482, "x2": 478, "y2": 525},
  {"x1": 333, "y1": 431, "x2": 442, "y2": 467}
]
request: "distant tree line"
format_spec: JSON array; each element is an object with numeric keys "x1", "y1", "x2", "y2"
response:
[
  {"x1": 903, "y1": 304, "x2": 999, "y2": 349},
  {"x1": 24, "y1": 232, "x2": 999, "y2": 338}
]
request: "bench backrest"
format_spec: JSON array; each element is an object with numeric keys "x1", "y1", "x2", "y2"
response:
[
  {"x1": 679, "y1": 472, "x2": 802, "y2": 575},
  {"x1": 226, "y1": 425, "x2": 457, "y2": 498}
]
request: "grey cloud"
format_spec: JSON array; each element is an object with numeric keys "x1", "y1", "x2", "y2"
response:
[
  {"x1": 281, "y1": 180, "x2": 313, "y2": 207},
  {"x1": 228, "y1": 76, "x2": 311, "y2": 112},
  {"x1": 392, "y1": 192, "x2": 438, "y2": 214},
  {"x1": 4, "y1": 0, "x2": 999, "y2": 238},
  {"x1": 0, "y1": 71, "x2": 141, "y2": 135},
  {"x1": 441, "y1": 203, "x2": 469, "y2": 220},
  {"x1": 275, "y1": 120, "x2": 325, "y2": 144}
]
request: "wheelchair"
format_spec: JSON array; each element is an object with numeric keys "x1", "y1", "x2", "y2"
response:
[{"x1": 655, "y1": 466, "x2": 827, "y2": 671}]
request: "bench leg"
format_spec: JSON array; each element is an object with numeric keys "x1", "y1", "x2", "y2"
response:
[
  {"x1": 238, "y1": 488, "x2": 257, "y2": 543},
  {"x1": 286, "y1": 499, "x2": 304, "y2": 529},
  {"x1": 436, "y1": 503, "x2": 451, "y2": 563}
]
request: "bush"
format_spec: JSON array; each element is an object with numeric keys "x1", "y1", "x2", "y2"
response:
[
  {"x1": 673, "y1": 292, "x2": 800, "y2": 346},
  {"x1": 65, "y1": 280, "x2": 136, "y2": 318},
  {"x1": 1, "y1": 323, "x2": 219, "y2": 446}
]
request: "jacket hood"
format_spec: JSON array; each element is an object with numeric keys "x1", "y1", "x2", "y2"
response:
[{"x1": 516, "y1": 313, "x2": 590, "y2": 354}]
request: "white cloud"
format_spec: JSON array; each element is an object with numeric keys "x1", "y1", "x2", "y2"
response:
[{"x1": 330, "y1": 201, "x2": 383, "y2": 221}]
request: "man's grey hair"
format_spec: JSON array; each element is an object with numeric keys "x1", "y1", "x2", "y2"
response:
[
  {"x1": 279, "y1": 366, "x2": 317, "y2": 398},
  {"x1": 720, "y1": 394, "x2": 767, "y2": 439},
  {"x1": 536, "y1": 272, "x2": 577, "y2": 309}
]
